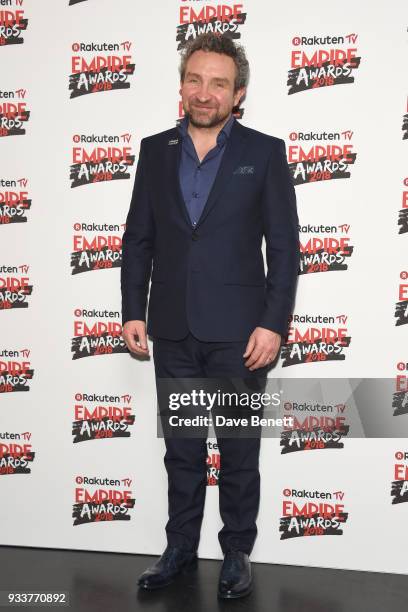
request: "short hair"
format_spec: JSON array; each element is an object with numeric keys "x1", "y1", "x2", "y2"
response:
[{"x1": 179, "y1": 33, "x2": 249, "y2": 92}]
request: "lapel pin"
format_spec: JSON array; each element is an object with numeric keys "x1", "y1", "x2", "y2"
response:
[{"x1": 168, "y1": 139, "x2": 179, "y2": 145}]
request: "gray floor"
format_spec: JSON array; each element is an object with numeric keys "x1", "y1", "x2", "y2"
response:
[{"x1": 0, "y1": 546, "x2": 408, "y2": 611}]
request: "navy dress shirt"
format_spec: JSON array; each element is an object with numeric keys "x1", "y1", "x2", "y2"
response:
[{"x1": 177, "y1": 113, "x2": 235, "y2": 227}]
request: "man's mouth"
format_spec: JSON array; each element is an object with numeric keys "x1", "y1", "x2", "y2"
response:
[{"x1": 193, "y1": 105, "x2": 215, "y2": 110}]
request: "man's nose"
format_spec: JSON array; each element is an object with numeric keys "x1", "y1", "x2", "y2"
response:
[{"x1": 196, "y1": 83, "x2": 211, "y2": 100}]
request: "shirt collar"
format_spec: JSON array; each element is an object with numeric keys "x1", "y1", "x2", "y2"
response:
[{"x1": 177, "y1": 113, "x2": 235, "y2": 146}]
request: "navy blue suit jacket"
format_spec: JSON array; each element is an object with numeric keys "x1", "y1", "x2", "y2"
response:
[{"x1": 121, "y1": 119, "x2": 300, "y2": 341}]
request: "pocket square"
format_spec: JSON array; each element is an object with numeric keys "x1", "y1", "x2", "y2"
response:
[{"x1": 233, "y1": 165, "x2": 255, "y2": 175}]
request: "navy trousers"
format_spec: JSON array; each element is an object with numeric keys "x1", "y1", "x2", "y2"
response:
[{"x1": 152, "y1": 331, "x2": 268, "y2": 556}]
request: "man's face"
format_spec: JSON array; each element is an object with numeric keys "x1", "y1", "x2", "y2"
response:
[{"x1": 180, "y1": 49, "x2": 245, "y2": 129}]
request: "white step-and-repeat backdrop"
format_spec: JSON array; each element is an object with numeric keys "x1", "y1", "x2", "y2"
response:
[{"x1": 1, "y1": 0, "x2": 408, "y2": 575}]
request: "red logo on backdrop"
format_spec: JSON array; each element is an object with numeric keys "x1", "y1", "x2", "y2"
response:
[
  {"x1": 70, "y1": 133, "x2": 135, "y2": 187},
  {"x1": 0, "y1": 264, "x2": 32, "y2": 309},
  {"x1": 280, "y1": 488, "x2": 348, "y2": 539},
  {"x1": 69, "y1": 41, "x2": 135, "y2": 97},
  {"x1": 0, "y1": 178, "x2": 31, "y2": 225},
  {"x1": 0, "y1": 90, "x2": 30, "y2": 137},
  {"x1": 281, "y1": 400, "x2": 349, "y2": 453},
  {"x1": 395, "y1": 271, "x2": 408, "y2": 326},
  {"x1": 71, "y1": 308, "x2": 127, "y2": 359},
  {"x1": 0, "y1": 431, "x2": 34, "y2": 475},
  {"x1": 288, "y1": 33, "x2": 361, "y2": 94},
  {"x1": 0, "y1": 8, "x2": 28, "y2": 46},
  {"x1": 394, "y1": 362, "x2": 408, "y2": 416},
  {"x1": 298, "y1": 223, "x2": 354, "y2": 274},
  {"x1": 71, "y1": 222, "x2": 124, "y2": 274},
  {"x1": 288, "y1": 130, "x2": 357, "y2": 184},
  {"x1": 73, "y1": 475, "x2": 135, "y2": 525},
  {"x1": 0, "y1": 348, "x2": 34, "y2": 393},
  {"x1": 281, "y1": 313, "x2": 351, "y2": 367},
  {"x1": 177, "y1": 4, "x2": 247, "y2": 50},
  {"x1": 398, "y1": 179, "x2": 408, "y2": 235},
  {"x1": 392, "y1": 451, "x2": 408, "y2": 504},
  {"x1": 72, "y1": 392, "x2": 135, "y2": 442}
]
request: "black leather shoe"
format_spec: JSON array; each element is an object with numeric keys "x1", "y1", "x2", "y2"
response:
[
  {"x1": 137, "y1": 545, "x2": 198, "y2": 590},
  {"x1": 217, "y1": 549, "x2": 252, "y2": 599}
]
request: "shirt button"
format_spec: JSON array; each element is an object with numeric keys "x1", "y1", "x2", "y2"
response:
[{"x1": 192, "y1": 192, "x2": 198, "y2": 198}]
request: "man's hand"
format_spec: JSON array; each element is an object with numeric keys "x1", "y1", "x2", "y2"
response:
[
  {"x1": 122, "y1": 320, "x2": 150, "y2": 356},
  {"x1": 243, "y1": 326, "x2": 282, "y2": 370}
]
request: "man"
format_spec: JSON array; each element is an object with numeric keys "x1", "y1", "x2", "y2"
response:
[{"x1": 121, "y1": 33, "x2": 300, "y2": 599}]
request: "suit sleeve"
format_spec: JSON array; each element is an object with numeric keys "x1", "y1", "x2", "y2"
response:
[
  {"x1": 120, "y1": 138, "x2": 155, "y2": 326},
  {"x1": 257, "y1": 139, "x2": 300, "y2": 337}
]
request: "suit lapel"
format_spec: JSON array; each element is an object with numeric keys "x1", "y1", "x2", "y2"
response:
[
  {"x1": 195, "y1": 119, "x2": 249, "y2": 228},
  {"x1": 165, "y1": 128, "x2": 192, "y2": 226}
]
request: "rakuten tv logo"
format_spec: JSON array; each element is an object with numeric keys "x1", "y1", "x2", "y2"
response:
[
  {"x1": 0, "y1": 6, "x2": 28, "y2": 46},
  {"x1": 281, "y1": 313, "x2": 351, "y2": 367},
  {"x1": 71, "y1": 222, "x2": 124, "y2": 274},
  {"x1": 0, "y1": 264, "x2": 32, "y2": 309},
  {"x1": 69, "y1": 41, "x2": 135, "y2": 98},
  {"x1": 177, "y1": 3, "x2": 246, "y2": 50},
  {"x1": 288, "y1": 33, "x2": 361, "y2": 95},
  {"x1": 0, "y1": 90, "x2": 30, "y2": 137},
  {"x1": 395, "y1": 271, "x2": 408, "y2": 326},
  {"x1": 394, "y1": 361, "x2": 408, "y2": 416},
  {"x1": 281, "y1": 400, "x2": 349, "y2": 453},
  {"x1": 70, "y1": 133, "x2": 135, "y2": 187},
  {"x1": 207, "y1": 440, "x2": 220, "y2": 486},
  {"x1": 298, "y1": 223, "x2": 354, "y2": 274},
  {"x1": 72, "y1": 308, "x2": 127, "y2": 359},
  {"x1": 73, "y1": 475, "x2": 135, "y2": 525},
  {"x1": 288, "y1": 130, "x2": 357, "y2": 185},
  {"x1": 0, "y1": 431, "x2": 35, "y2": 475},
  {"x1": 0, "y1": 177, "x2": 31, "y2": 225},
  {"x1": 72, "y1": 392, "x2": 135, "y2": 443},
  {"x1": 0, "y1": 348, "x2": 34, "y2": 393},
  {"x1": 280, "y1": 488, "x2": 348, "y2": 539}
]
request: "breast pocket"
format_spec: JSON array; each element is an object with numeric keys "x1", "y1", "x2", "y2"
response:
[{"x1": 227, "y1": 171, "x2": 261, "y2": 200}]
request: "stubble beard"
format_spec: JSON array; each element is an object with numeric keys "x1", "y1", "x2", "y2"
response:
[{"x1": 186, "y1": 105, "x2": 232, "y2": 130}]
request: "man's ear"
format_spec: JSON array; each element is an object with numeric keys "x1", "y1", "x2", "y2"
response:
[{"x1": 234, "y1": 86, "x2": 246, "y2": 107}]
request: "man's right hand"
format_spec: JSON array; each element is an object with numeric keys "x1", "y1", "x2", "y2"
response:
[{"x1": 122, "y1": 320, "x2": 150, "y2": 356}]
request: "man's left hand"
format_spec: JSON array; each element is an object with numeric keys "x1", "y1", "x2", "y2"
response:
[{"x1": 243, "y1": 327, "x2": 282, "y2": 371}]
